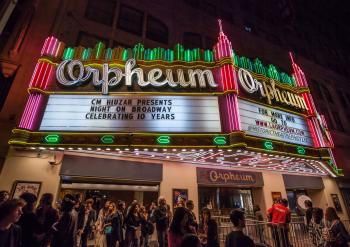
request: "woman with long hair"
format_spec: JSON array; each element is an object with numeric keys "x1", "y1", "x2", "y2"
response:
[
  {"x1": 139, "y1": 205, "x2": 153, "y2": 247},
  {"x1": 104, "y1": 202, "x2": 117, "y2": 247},
  {"x1": 95, "y1": 201, "x2": 110, "y2": 247},
  {"x1": 125, "y1": 202, "x2": 141, "y2": 247},
  {"x1": 324, "y1": 207, "x2": 350, "y2": 247},
  {"x1": 168, "y1": 207, "x2": 193, "y2": 247},
  {"x1": 198, "y1": 208, "x2": 219, "y2": 247},
  {"x1": 35, "y1": 193, "x2": 59, "y2": 247},
  {"x1": 308, "y1": 207, "x2": 325, "y2": 247}
]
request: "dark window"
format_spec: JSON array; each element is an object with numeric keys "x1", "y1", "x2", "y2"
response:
[
  {"x1": 0, "y1": 1, "x2": 23, "y2": 53},
  {"x1": 346, "y1": 93, "x2": 350, "y2": 105},
  {"x1": 76, "y1": 31, "x2": 108, "y2": 47},
  {"x1": 183, "y1": 32, "x2": 202, "y2": 49},
  {"x1": 309, "y1": 79, "x2": 323, "y2": 99},
  {"x1": 201, "y1": 0, "x2": 217, "y2": 16},
  {"x1": 204, "y1": 36, "x2": 216, "y2": 50},
  {"x1": 337, "y1": 90, "x2": 347, "y2": 106},
  {"x1": 220, "y1": 0, "x2": 233, "y2": 9},
  {"x1": 320, "y1": 107, "x2": 334, "y2": 130},
  {"x1": 113, "y1": 40, "x2": 132, "y2": 48},
  {"x1": 0, "y1": 70, "x2": 17, "y2": 111},
  {"x1": 84, "y1": 0, "x2": 116, "y2": 26},
  {"x1": 146, "y1": 16, "x2": 168, "y2": 44},
  {"x1": 321, "y1": 84, "x2": 334, "y2": 103},
  {"x1": 219, "y1": 9, "x2": 234, "y2": 23},
  {"x1": 183, "y1": 0, "x2": 199, "y2": 8},
  {"x1": 239, "y1": 0, "x2": 252, "y2": 12},
  {"x1": 332, "y1": 111, "x2": 344, "y2": 132},
  {"x1": 117, "y1": 5, "x2": 144, "y2": 36}
]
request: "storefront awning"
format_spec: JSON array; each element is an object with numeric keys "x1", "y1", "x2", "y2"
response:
[
  {"x1": 283, "y1": 174, "x2": 324, "y2": 190},
  {"x1": 60, "y1": 154, "x2": 163, "y2": 183}
]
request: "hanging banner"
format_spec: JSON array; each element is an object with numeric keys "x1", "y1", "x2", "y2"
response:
[{"x1": 238, "y1": 99, "x2": 313, "y2": 146}]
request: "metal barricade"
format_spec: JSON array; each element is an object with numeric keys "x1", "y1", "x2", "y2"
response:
[{"x1": 216, "y1": 216, "x2": 313, "y2": 247}]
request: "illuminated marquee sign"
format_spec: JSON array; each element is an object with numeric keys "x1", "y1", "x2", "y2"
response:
[
  {"x1": 238, "y1": 99, "x2": 313, "y2": 146},
  {"x1": 238, "y1": 68, "x2": 308, "y2": 111},
  {"x1": 56, "y1": 58, "x2": 218, "y2": 94},
  {"x1": 197, "y1": 167, "x2": 264, "y2": 187},
  {"x1": 9, "y1": 26, "x2": 342, "y2": 176},
  {"x1": 39, "y1": 95, "x2": 221, "y2": 132}
]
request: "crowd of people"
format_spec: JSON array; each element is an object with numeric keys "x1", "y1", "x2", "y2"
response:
[
  {"x1": 259, "y1": 198, "x2": 350, "y2": 247},
  {"x1": 304, "y1": 200, "x2": 350, "y2": 247},
  {"x1": 1, "y1": 190, "x2": 350, "y2": 247},
  {"x1": 0, "y1": 191, "x2": 220, "y2": 247}
]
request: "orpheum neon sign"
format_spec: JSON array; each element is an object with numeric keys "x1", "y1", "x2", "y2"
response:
[
  {"x1": 238, "y1": 68, "x2": 308, "y2": 111},
  {"x1": 56, "y1": 58, "x2": 218, "y2": 94}
]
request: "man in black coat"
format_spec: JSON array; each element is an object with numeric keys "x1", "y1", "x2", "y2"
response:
[
  {"x1": 186, "y1": 200, "x2": 198, "y2": 231},
  {"x1": 77, "y1": 199, "x2": 96, "y2": 247},
  {"x1": 51, "y1": 194, "x2": 78, "y2": 247},
  {"x1": 17, "y1": 193, "x2": 40, "y2": 247},
  {"x1": 115, "y1": 200, "x2": 126, "y2": 246},
  {"x1": 153, "y1": 197, "x2": 169, "y2": 247}
]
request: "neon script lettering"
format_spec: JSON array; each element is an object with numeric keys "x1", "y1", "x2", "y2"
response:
[
  {"x1": 238, "y1": 68, "x2": 308, "y2": 111},
  {"x1": 56, "y1": 59, "x2": 218, "y2": 94},
  {"x1": 209, "y1": 170, "x2": 255, "y2": 183}
]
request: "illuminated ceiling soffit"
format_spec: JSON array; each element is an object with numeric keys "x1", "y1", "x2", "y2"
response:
[{"x1": 56, "y1": 148, "x2": 332, "y2": 177}]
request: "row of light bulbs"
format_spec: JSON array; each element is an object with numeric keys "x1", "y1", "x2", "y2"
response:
[{"x1": 29, "y1": 146, "x2": 236, "y2": 153}]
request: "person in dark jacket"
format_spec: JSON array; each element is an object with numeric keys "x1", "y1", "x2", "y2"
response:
[
  {"x1": 324, "y1": 207, "x2": 350, "y2": 247},
  {"x1": 74, "y1": 193, "x2": 84, "y2": 214},
  {"x1": 168, "y1": 207, "x2": 194, "y2": 247},
  {"x1": 17, "y1": 192, "x2": 40, "y2": 247},
  {"x1": 116, "y1": 200, "x2": 126, "y2": 246},
  {"x1": 198, "y1": 207, "x2": 219, "y2": 247},
  {"x1": 225, "y1": 209, "x2": 255, "y2": 247},
  {"x1": 140, "y1": 205, "x2": 154, "y2": 247},
  {"x1": 304, "y1": 200, "x2": 313, "y2": 227},
  {"x1": 35, "y1": 193, "x2": 59, "y2": 247},
  {"x1": 51, "y1": 194, "x2": 78, "y2": 247},
  {"x1": 153, "y1": 197, "x2": 169, "y2": 247},
  {"x1": 186, "y1": 200, "x2": 198, "y2": 232},
  {"x1": 125, "y1": 202, "x2": 141, "y2": 247},
  {"x1": 77, "y1": 198, "x2": 96, "y2": 247},
  {"x1": 0, "y1": 199, "x2": 24, "y2": 247}
]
